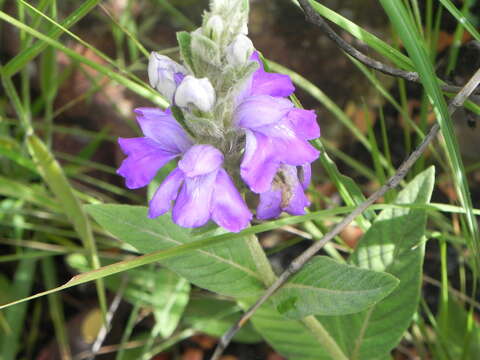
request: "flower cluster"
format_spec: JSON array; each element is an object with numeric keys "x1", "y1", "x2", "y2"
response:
[{"x1": 117, "y1": 0, "x2": 320, "y2": 232}]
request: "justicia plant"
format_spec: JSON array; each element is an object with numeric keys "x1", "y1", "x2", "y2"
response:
[
  {"x1": 102, "y1": 1, "x2": 440, "y2": 359},
  {"x1": 117, "y1": 0, "x2": 320, "y2": 232},
  {"x1": 1, "y1": 0, "x2": 458, "y2": 357}
]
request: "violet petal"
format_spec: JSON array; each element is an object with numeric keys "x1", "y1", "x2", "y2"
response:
[
  {"x1": 117, "y1": 137, "x2": 177, "y2": 189},
  {"x1": 178, "y1": 145, "x2": 223, "y2": 178},
  {"x1": 172, "y1": 171, "x2": 217, "y2": 228},
  {"x1": 256, "y1": 188, "x2": 282, "y2": 220},
  {"x1": 211, "y1": 168, "x2": 252, "y2": 232},
  {"x1": 240, "y1": 130, "x2": 280, "y2": 193},
  {"x1": 250, "y1": 52, "x2": 295, "y2": 97},
  {"x1": 254, "y1": 121, "x2": 320, "y2": 166},
  {"x1": 286, "y1": 108, "x2": 320, "y2": 140},
  {"x1": 235, "y1": 95, "x2": 293, "y2": 129},
  {"x1": 282, "y1": 166, "x2": 310, "y2": 216},
  {"x1": 148, "y1": 168, "x2": 185, "y2": 218},
  {"x1": 174, "y1": 75, "x2": 216, "y2": 112},
  {"x1": 134, "y1": 107, "x2": 192, "y2": 153},
  {"x1": 148, "y1": 52, "x2": 187, "y2": 102},
  {"x1": 300, "y1": 164, "x2": 312, "y2": 190}
]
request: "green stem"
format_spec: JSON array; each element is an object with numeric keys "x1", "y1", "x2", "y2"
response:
[
  {"x1": 245, "y1": 235, "x2": 276, "y2": 287},
  {"x1": 302, "y1": 316, "x2": 349, "y2": 360}
]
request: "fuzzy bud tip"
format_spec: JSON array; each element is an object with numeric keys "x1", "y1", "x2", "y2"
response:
[{"x1": 174, "y1": 75, "x2": 216, "y2": 112}]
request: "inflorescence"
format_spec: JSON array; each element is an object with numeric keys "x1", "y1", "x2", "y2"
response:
[{"x1": 117, "y1": 0, "x2": 320, "y2": 232}]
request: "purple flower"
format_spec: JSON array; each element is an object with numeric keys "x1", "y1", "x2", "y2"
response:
[
  {"x1": 117, "y1": 107, "x2": 192, "y2": 189},
  {"x1": 117, "y1": 109, "x2": 252, "y2": 232},
  {"x1": 149, "y1": 144, "x2": 252, "y2": 232},
  {"x1": 257, "y1": 164, "x2": 311, "y2": 219},
  {"x1": 234, "y1": 52, "x2": 320, "y2": 194}
]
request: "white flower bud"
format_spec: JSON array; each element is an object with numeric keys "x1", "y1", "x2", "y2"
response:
[
  {"x1": 148, "y1": 52, "x2": 187, "y2": 102},
  {"x1": 174, "y1": 75, "x2": 216, "y2": 112},
  {"x1": 204, "y1": 15, "x2": 224, "y2": 40},
  {"x1": 226, "y1": 34, "x2": 254, "y2": 66}
]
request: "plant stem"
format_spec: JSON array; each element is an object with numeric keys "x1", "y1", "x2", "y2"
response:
[
  {"x1": 245, "y1": 235, "x2": 276, "y2": 287},
  {"x1": 302, "y1": 316, "x2": 349, "y2": 360}
]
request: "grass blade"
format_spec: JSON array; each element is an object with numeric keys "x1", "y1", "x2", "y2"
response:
[
  {"x1": 26, "y1": 134, "x2": 108, "y2": 317},
  {"x1": 1, "y1": 0, "x2": 101, "y2": 77},
  {"x1": 307, "y1": 0, "x2": 414, "y2": 70},
  {"x1": 42, "y1": 257, "x2": 72, "y2": 360},
  {"x1": 438, "y1": 0, "x2": 480, "y2": 42},
  {"x1": 0, "y1": 257, "x2": 36, "y2": 360},
  {"x1": 0, "y1": 10, "x2": 168, "y2": 108},
  {"x1": 379, "y1": 0, "x2": 479, "y2": 267}
]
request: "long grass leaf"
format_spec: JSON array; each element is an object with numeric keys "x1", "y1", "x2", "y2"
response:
[
  {"x1": 438, "y1": 0, "x2": 480, "y2": 41},
  {"x1": 379, "y1": 0, "x2": 479, "y2": 267},
  {"x1": 42, "y1": 257, "x2": 72, "y2": 360},
  {"x1": 307, "y1": 0, "x2": 414, "y2": 70},
  {"x1": 2, "y1": 0, "x2": 101, "y2": 77},
  {"x1": 26, "y1": 135, "x2": 108, "y2": 317},
  {"x1": 0, "y1": 258, "x2": 36, "y2": 360},
  {"x1": 0, "y1": 205, "x2": 357, "y2": 311}
]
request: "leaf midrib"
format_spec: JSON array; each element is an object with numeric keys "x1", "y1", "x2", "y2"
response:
[{"x1": 283, "y1": 283, "x2": 389, "y2": 295}]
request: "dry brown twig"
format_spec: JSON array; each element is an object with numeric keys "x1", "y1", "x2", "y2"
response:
[{"x1": 297, "y1": 0, "x2": 480, "y2": 97}]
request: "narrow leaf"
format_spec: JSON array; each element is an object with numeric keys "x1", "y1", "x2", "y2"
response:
[
  {"x1": 1, "y1": 0, "x2": 101, "y2": 77},
  {"x1": 379, "y1": 0, "x2": 479, "y2": 271},
  {"x1": 26, "y1": 135, "x2": 107, "y2": 315},
  {"x1": 0, "y1": 10, "x2": 167, "y2": 108},
  {"x1": 0, "y1": 205, "x2": 357, "y2": 310},
  {"x1": 0, "y1": 258, "x2": 36, "y2": 360}
]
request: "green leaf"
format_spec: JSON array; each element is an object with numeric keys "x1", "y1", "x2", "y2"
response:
[
  {"x1": 272, "y1": 256, "x2": 398, "y2": 318},
  {"x1": 318, "y1": 166, "x2": 435, "y2": 359},
  {"x1": 438, "y1": 0, "x2": 480, "y2": 41},
  {"x1": 250, "y1": 304, "x2": 332, "y2": 360},
  {"x1": 26, "y1": 135, "x2": 107, "y2": 315},
  {"x1": 0, "y1": 175, "x2": 58, "y2": 211},
  {"x1": 184, "y1": 298, "x2": 262, "y2": 343},
  {"x1": 42, "y1": 257, "x2": 71, "y2": 359},
  {"x1": 151, "y1": 270, "x2": 190, "y2": 338},
  {"x1": 315, "y1": 140, "x2": 375, "y2": 226},
  {"x1": 0, "y1": 257, "x2": 36, "y2": 360},
  {"x1": 86, "y1": 204, "x2": 265, "y2": 297},
  {"x1": 191, "y1": 31, "x2": 221, "y2": 76},
  {"x1": 67, "y1": 253, "x2": 190, "y2": 338},
  {"x1": 434, "y1": 298, "x2": 480, "y2": 360},
  {"x1": 1, "y1": 0, "x2": 101, "y2": 77},
  {"x1": 177, "y1": 31, "x2": 195, "y2": 74},
  {"x1": 379, "y1": 0, "x2": 479, "y2": 272},
  {"x1": 0, "y1": 10, "x2": 167, "y2": 108},
  {"x1": 0, "y1": 206, "x2": 355, "y2": 310},
  {"x1": 307, "y1": 0, "x2": 414, "y2": 71}
]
